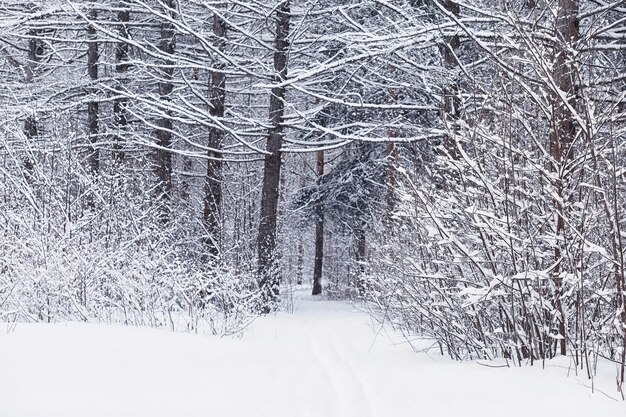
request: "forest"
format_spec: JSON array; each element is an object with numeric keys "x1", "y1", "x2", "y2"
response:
[{"x1": 0, "y1": 0, "x2": 625, "y2": 401}]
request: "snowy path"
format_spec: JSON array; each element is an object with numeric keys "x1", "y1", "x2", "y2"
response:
[{"x1": 1, "y1": 297, "x2": 625, "y2": 417}]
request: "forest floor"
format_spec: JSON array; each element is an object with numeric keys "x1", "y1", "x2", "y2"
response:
[{"x1": 1, "y1": 293, "x2": 625, "y2": 417}]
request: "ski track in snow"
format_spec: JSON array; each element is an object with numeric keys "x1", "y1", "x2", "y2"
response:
[{"x1": 1, "y1": 295, "x2": 625, "y2": 417}]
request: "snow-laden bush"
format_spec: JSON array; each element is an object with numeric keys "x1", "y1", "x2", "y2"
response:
[
  {"x1": 0, "y1": 225, "x2": 258, "y2": 335},
  {"x1": 365, "y1": 130, "x2": 625, "y2": 379},
  {"x1": 0, "y1": 132, "x2": 258, "y2": 335}
]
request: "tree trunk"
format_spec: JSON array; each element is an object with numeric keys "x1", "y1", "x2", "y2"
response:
[
  {"x1": 441, "y1": 0, "x2": 461, "y2": 160},
  {"x1": 312, "y1": 149, "x2": 324, "y2": 296},
  {"x1": 155, "y1": 0, "x2": 175, "y2": 218},
  {"x1": 23, "y1": 29, "x2": 43, "y2": 179},
  {"x1": 386, "y1": 83, "x2": 399, "y2": 223},
  {"x1": 87, "y1": 8, "x2": 99, "y2": 175},
  {"x1": 296, "y1": 158, "x2": 306, "y2": 286},
  {"x1": 257, "y1": 0, "x2": 291, "y2": 311},
  {"x1": 550, "y1": 0, "x2": 579, "y2": 356},
  {"x1": 296, "y1": 241, "x2": 304, "y2": 285},
  {"x1": 355, "y1": 222, "x2": 366, "y2": 296},
  {"x1": 113, "y1": 4, "x2": 130, "y2": 164},
  {"x1": 203, "y1": 14, "x2": 227, "y2": 259},
  {"x1": 386, "y1": 141, "x2": 397, "y2": 221}
]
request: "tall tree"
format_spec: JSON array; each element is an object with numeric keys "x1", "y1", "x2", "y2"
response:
[
  {"x1": 86, "y1": 8, "x2": 100, "y2": 175},
  {"x1": 550, "y1": 0, "x2": 580, "y2": 357},
  {"x1": 441, "y1": 0, "x2": 461, "y2": 160},
  {"x1": 203, "y1": 13, "x2": 227, "y2": 259},
  {"x1": 257, "y1": 0, "x2": 291, "y2": 310},
  {"x1": 155, "y1": 0, "x2": 176, "y2": 216},
  {"x1": 312, "y1": 149, "x2": 324, "y2": 296},
  {"x1": 23, "y1": 18, "x2": 45, "y2": 179},
  {"x1": 113, "y1": 2, "x2": 131, "y2": 163}
]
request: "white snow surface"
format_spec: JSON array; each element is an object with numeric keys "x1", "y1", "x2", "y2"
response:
[{"x1": 1, "y1": 296, "x2": 625, "y2": 417}]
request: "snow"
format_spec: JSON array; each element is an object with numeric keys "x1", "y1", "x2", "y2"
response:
[{"x1": 1, "y1": 296, "x2": 625, "y2": 417}]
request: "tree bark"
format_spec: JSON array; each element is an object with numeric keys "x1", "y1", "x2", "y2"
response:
[
  {"x1": 386, "y1": 141, "x2": 397, "y2": 221},
  {"x1": 155, "y1": 0, "x2": 175, "y2": 218},
  {"x1": 113, "y1": 4, "x2": 130, "y2": 164},
  {"x1": 355, "y1": 222, "x2": 366, "y2": 296},
  {"x1": 312, "y1": 149, "x2": 324, "y2": 296},
  {"x1": 257, "y1": 0, "x2": 291, "y2": 310},
  {"x1": 87, "y1": 8, "x2": 99, "y2": 175},
  {"x1": 296, "y1": 241, "x2": 304, "y2": 285},
  {"x1": 441, "y1": 0, "x2": 461, "y2": 160},
  {"x1": 23, "y1": 28, "x2": 43, "y2": 179},
  {"x1": 550, "y1": 0, "x2": 579, "y2": 356},
  {"x1": 296, "y1": 158, "x2": 306, "y2": 286},
  {"x1": 203, "y1": 14, "x2": 227, "y2": 259},
  {"x1": 386, "y1": 84, "x2": 399, "y2": 223}
]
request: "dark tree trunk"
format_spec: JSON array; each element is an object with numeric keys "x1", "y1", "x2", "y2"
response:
[
  {"x1": 87, "y1": 9, "x2": 99, "y2": 175},
  {"x1": 257, "y1": 0, "x2": 291, "y2": 310},
  {"x1": 203, "y1": 14, "x2": 227, "y2": 259},
  {"x1": 550, "y1": 0, "x2": 579, "y2": 357},
  {"x1": 23, "y1": 29, "x2": 43, "y2": 179},
  {"x1": 113, "y1": 5, "x2": 130, "y2": 163},
  {"x1": 296, "y1": 158, "x2": 306, "y2": 286},
  {"x1": 385, "y1": 83, "x2": 399, "y2": 224},
  {"x1": 23, "y1": 115, "x2": 37, "y2": 177},
  {"x1": 441, "y1": 0, "x2": 461, "y2": 160},
  {"x1": 385, "y1": 141, "x2": 397, "y2": 221},
  {"x1": 155, "y1": 0, "x2": 175, "y2": 218},
  {"x1": 312, "y1": 149, "x2": 324, "y2": 296},
  {"x1": 355, "y1": 222, "x2": 366, "y2": 296}
]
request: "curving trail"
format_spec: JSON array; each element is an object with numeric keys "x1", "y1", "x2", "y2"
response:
[{"x1": 1, "y1": 295, "x2": 625, "y2": 417}]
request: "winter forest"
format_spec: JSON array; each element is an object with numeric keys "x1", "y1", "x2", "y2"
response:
[{"x1": 1, "y1": 0, "x2": 626, "y2": 414}]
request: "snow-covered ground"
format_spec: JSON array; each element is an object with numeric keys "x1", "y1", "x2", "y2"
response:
[{"x1": 1, "y1": 296, "x2": 625, "y2": 417}]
